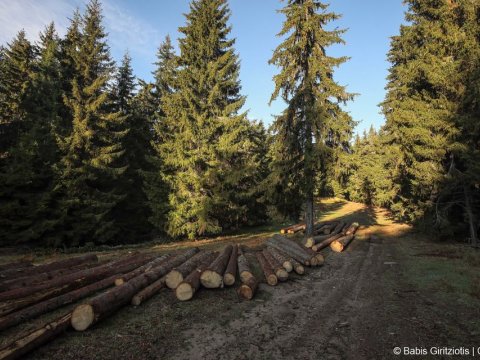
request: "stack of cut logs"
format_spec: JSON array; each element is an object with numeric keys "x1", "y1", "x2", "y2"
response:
[{"x1": 0, "y1": 220, "x2": 360, "y2": 360}]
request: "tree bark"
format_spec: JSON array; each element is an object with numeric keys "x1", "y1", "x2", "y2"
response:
[
  {"x1": 131, "y1": 276, "x2": 166, "y2": 306},
  {"x1": 268, "y1": 234, "x2": 316, "y2": 265},
  {"x1": 464, "y1": 184, "x2": 478, "y2": 247},
  {"x1": 345, "y1": 222, "x2": 360, "y2": 235},
  {"x1": 290, "y1": 257, "x2": 305, "y2": 275},
  {"x1": 0, "y1": 253, "x2": 155, "y2": 303},
  {"x1": 237, "y1": 276, "x2": 258, "y2": 300},
  {"x1": 114, "y1": 254, "x2": 171, "y2": 286},
  {"x1": 263, "y1": 249, "x2": 288, "y2": 281},
  {"x1": 223, "y1": 245, "x2": 238, "y2": 286},
  {"x1": 200, "y1": 245, "x2": 233, "y2": 289},
  {"x1": 330, "y1": 235, "x2": 355, "y2": 252},
  {"x1": 287, "y1": 224, "x2": 306, "y2": 234},
  {"x1": 0, "y1": 312, "x2": 71, "y2": 360},
  {"x1": 255, "y1": 252, "x2": 277, "y2": 286},
  {"x1": 267, "y1": 246, "x2": 293, "y2": 272},
  {"x1": 0, "y1": 260, "x2": 32, "y2": 273},
  {"x1": 0, "y1": 254, "x2": 98, "y2": 281},
  {"x1": 311, "y1": 233, "x2": 343, "y2": 252},
  {"x1": 237, "y1": 249, "x2": 254, "y2": 283},
  {"x1": 0, "y1": 274, "x2": 119, "y2": 331},
  {"x1": 71, "y1": 248, "x2": 199, "y2": 331},
  {"x1": 175, "y1": 254, "x2": 217, "y2": 302},
  {"x1": 165, "y1": 251, "x2": 216, "y2": 289}
]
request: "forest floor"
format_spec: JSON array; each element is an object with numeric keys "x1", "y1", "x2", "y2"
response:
[{"x1": 1, "y1": 198, "x2": 480, "y2": 359}]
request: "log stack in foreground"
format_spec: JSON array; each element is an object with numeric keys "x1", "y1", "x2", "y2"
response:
[
  {"x1": 175, "y1": 252, "x2": 218, "y2": 301},
  {"x1": 200, "y1": 245, "x2": 233, "y2": 289}
]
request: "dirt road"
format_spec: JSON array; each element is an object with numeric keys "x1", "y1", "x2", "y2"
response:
[{"x1": 4, "y1": 199, "x2": 478, "y2": 360}]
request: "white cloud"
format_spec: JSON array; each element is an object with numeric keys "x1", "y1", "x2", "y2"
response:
[{"x1": 0, "y1": 0, "x2": 78, "y2": 44}]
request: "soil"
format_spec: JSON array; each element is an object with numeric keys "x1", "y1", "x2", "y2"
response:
[{"x1": 1, "y1": 199, "x2": 479, "y2": 360}]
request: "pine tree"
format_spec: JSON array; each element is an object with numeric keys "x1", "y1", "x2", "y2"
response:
[
  {"x1": 111, "y1": 52, "x2": 154, "y2": 241},
  {"x1": 269, "y1": 0, "x2": 354, "y2": 236},
  {"x1": 381, "y1": 0, "x2": 467, "y2": 222},
  {"x1": 160, "y1": 0, "x2": 257, "y2": 239},
  {"x1": 53, "y1": 0, "x2": 127, "y2": 246}
]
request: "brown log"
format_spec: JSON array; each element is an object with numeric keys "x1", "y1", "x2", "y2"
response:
[
  {"x1": 287, "y1": 223, "x2": 306, "y2": 234},
  {"x1": 0, "y1": 254, "x2": 98, "y2": 281},
  {"x1": 0, "y1": 253, "x2": 154, "y2": 309},
  {"x1": 311, "y1": 233, "x2": 343, "y2": 252},
  {"x1": 237, "y1": 276, "x2": 258, "y2": 300},
  {"x1": 267, "y1": 247, "x2": 293, "y2": 272},
  {"x1": 290, "y1": 258, "x2": 305, "y2": 275},
  {"x1": 131, "y1": 276, "x2": 166, "y2": 306},
  {"x1": 345, "y1": 222, "x2": 360, "y2": 235},
  {"x1": 200, "y1": 245, "x2": 233, "y2": 288},
  {"x1": 0, "y1": 274, "x2": 119, "y2": 331},
  {"x1": 280, "y1": 225, "x2": 295, "y2": 234},
  {"x1": 332, "y1": 221, "x2": 347, "y2": 235},
  {"x1": 237, "y1": 248, "x2": 254, "y2": 283},
  {"x1": 267, "y1": 235, "x2": 313, "y2": 265},
  {"x1": 0, "y1": 260, "x2": 111, "y2": 292},
  {"x1": 114, "y1": 253, "x2": 171, "y2": 286},
  {"x1": 274, "y1": 234, "x2": 324, "y2": 266},
  {"x1": 223, "y1": 245, "x2": 238, "y2": 286},
  {"x1": 0, "y1": 260, "x2": 32, "y2": 273},
  {"x1": 165, "y1": 251, "x2": 216, "y2": 289},
  {"x1": 71, "y1": 248, "x2": 199, "y2": 331},
  {"x1": 175, "y1": 253, "x2": 218, "y2": 301},
  {"x1": 255, "y1": 252, "x2": 277, "y2": 286},
  {"x1": 330, "y1": 235, "x2": 355, "y2": 252},
  {"x1": 0, "y1": 312, "x2": 71, "y2": 360},
  {"x1": 262, "y1": 249, "x2": 288, "y2": 282}
]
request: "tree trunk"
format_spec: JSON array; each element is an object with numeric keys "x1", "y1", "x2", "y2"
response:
[
  {"x1": 0, "y1": 274, "x2": 119, "y2": 331},
  {"x1": 165, "y1": 251, "x2": 216, "y2": 290},
  {"x1": 304, "y1": 111, "x2": 315, "y2": 237},
  {"x1": 311, "y1": 233, "x2": 343, "y2": 252},
  {"x1": 71, "y1": 248, "x2": 199, "y2": 331},
  {"x1": 237, "y1": 248, "x2": 254, "y2": 283},
  {"x1": 330, "y1": 235, "x2": 355, "y2": 252},
  {"x1": 287, "y1": 224, "x2": 306, "y2": 234},
  {"x1": 268, "y1": 234, "x2": 319, "y2": 265},
  {"x1": 223, "y1": 245, "x2": 238, "y2": 286},
  {"x1": 290, "y1": 258, "x2": 305, "y2": 275},
  {"x1": 175, "y1": 255, "x2": 217, "y2": 302},
  {"x1": 200, "y1": 245, "x2": 233, "y2": 289},
  {"x1": 131, "y1": 276, "x2": 166, "y2": 306},
  {"x1": 237, "y1": 276, "x2": 258, "y2": 300},
  {"x1": 267, "y1": 247, "x2": 293, "y2": 272},
  {"x1": 115, "y1": 254, "x2": 172, "y2": 286},
  {"x1": 464, "y1": 184, "x2": 478, "y2": 247},
  {"x1": 345, "y1": 222, "x2": 360, "y2": 235},
  {"x1": 0, "y1": 312, "x2": 71, "y2": 360},
  {"x1": 0, "y1": 253, "x2": 155, "y2": 304},
  {"x1": 255, "y1": 252, "x2": 277, "y2": 286},
  {"x1": 262, "y1": 249, "x2": 288, "y2": 281},
  {"x1": 0, "y1": 260, "x2": 32, "y2": 273},
  {"x1": 0, "y1": 254, "x2": 98, "y2": 281}
]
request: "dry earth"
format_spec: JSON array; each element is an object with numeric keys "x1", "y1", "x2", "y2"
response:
[{"x1": 1, "y1": 199, "x2": 479, "y2": 360}]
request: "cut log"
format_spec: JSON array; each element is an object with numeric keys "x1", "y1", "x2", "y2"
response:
[
  {"x1": 311, "y1": 233, "x2": 343, "y2": 252},
  {"x1": 290, "y1": 258, "x2": 305, "y2": 275},
  {"x1": 267, "y1": 235, "x2": 314, "y2": 265},
  {"x1": 0, "y1": 253, "x2": 155, "y2": 310},
  {"x1": 345, "y1": 222, "x2": 360, "y2": 235},
  {"x1": 262, "y1": 249, "x2": 288, "y2": 282},
  {"x1": 223, "y1": 245, "x2": 238, "y2": 286},
  {"x1": 267, "y1": 247, "x2": 293, "y2": 272},
  {"x1": 287, "y1": 223, "x2": 306, "y2": 234},
  {"x1": 330, "y1": 235, "x2": 355, "y2": 252},
  {"x1": 280, "y1": 225, "x2": 294, "y2": 234},
  {"x1": 237, "y1": 248, "x2": 254, "y2": 283},
  {"x1": 165, "y1": 251, "x2": 216, "y2": 289},
  {"x1": 0, "y1": 254, "x2": 98, "y2": 281},
  {"x1": 131, "y1": 276, "x2": 165, "y2": 306},
  {"x1": 175, "y1": 253, "x2": 218, "y2": 301},
  {"x1": 0, "y1": 274, "x2": 118, "y2": 331},
  {"x1": 114, "y1": 253, "x2": 172, "y2": 286},
  {"x1": 255, "y1": 252, "x2": 277, "y2": 286},
  {"x1": 237, "y1": 276, "x2": 258, "y2": 300},
  {"x1": 332, "y1": 221, "x2": 347, "y2": 235},
  {"x1": 0, "y1": 312, "x2": 71, "y2": 360},
  {"x1": 200, "y1": 245, "x2": 233, "y2": 289},
  {"x1": 0, "y1": 260, "x2": 32, "y2": 273},
  {"x1": 71, "y1": 248, "x2": 199, "y2": 331}
]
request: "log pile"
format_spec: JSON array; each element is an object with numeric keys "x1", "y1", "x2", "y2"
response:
[{"x1": 0, "y1": 219, "x2": 362, "y2": 359}]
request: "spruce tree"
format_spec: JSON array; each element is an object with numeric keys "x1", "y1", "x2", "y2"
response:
[
  {"x1": 160, "y1": 0, "x2": 257, "y2": 239},
  {"x1": 54, "y1": 0, "x2": 127, "y2": 246},
  {"x1": 269, "y1": 0, "x2": 354, "y2": 236},
  {"x1": 381, "y1": 0, "x2": 467, "y2": 222}
]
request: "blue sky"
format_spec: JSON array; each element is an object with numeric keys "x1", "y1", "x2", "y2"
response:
[{"x1": 0, "y1": 0, "x2": 406, "y2": 134}]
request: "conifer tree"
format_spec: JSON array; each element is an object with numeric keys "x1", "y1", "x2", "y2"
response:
[
  {"x1": 160, "y1": 0, "x2": 258, "y2": 239},
  {"x1": 54, "y1": 0, "x2": 127, "y2": 246},
  {"x1": 269, "y1": 0, "x2": 354, "y2": 236}
]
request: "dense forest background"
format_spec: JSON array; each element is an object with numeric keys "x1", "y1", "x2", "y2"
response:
[{"x1": 0, "y1": 0, "x2": 478, "y2": 247}]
